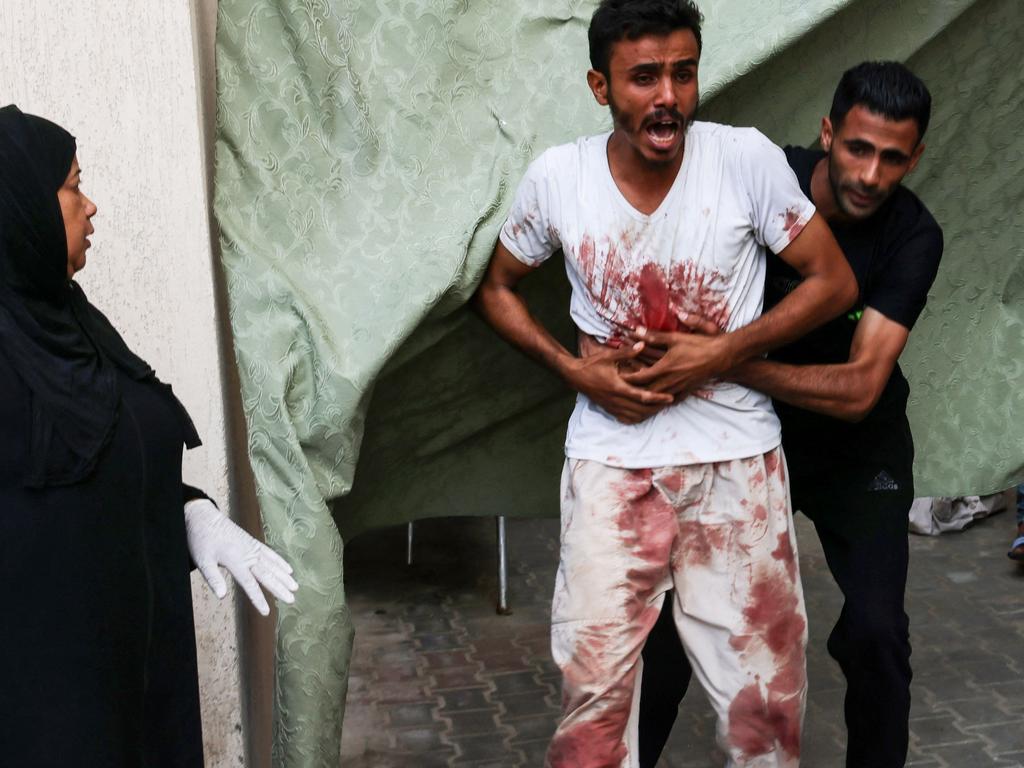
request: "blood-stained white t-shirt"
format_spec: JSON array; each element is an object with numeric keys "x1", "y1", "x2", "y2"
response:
[{"x1": 499, "y1": 121, "x2": 815, "y2": 468}]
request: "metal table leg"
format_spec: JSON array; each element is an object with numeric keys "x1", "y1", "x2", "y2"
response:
[{"x1": 496, "y1": 516, "x2": 511, "y2": 614}]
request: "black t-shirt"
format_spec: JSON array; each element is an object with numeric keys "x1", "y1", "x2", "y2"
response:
[{"x1": 765, "y1": 146, "x2": 943, "y2": 484}]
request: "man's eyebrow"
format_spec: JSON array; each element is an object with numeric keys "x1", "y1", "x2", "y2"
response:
[
  {"x1": 628, "y1": 57, "x2": 698, "y2": 74},
  {"x1": 880, "y1": 148, "x2": 911, "y2": 162},
  {"x1": 842, "y1": 138, "x2": 911, "y2": 161}
]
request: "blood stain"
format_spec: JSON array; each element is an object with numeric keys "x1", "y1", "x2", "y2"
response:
[
  {"x1": 554, "y1": 620, "x2": 648, "y2": 766},
  {"x1": 727, "y1": 677, "x2": 802, "y2": 761},
  {"x1": 729, "y1": 633, "x2": 751, "y2": 652},
  {"x1": 657, "y1": 470, "x2": 685, "y2": 495},
  {"x1": 677, "y1": 521, "x2": 729, "y2": 568},
  {"x1": 571, "y1": 231, "x2": 730, "y2": 335},
  {"x1": 727, "y1": 683, "x2": 776, "y2": 757},
  {"x1": 779, "y1": 207, "x2": 806, "y2": 243},
  {"x1": 771, "y1": 532, "x2": 798, "y2": 583},
  {"x1": 613, "y1": 473, "x2": 675, "y2": 608},
  {"x1": 742, "y1": 574, "x2": 806, "y2": 656},
  {"x1": 765, "y1": 667, "x2": 804, "y2": 758},
  {"x1": 547, "y1": 715, "x2": 629, "y2": 767},
  {"x1": 637, "y1": 263, "x2": 676, "y2": 330}
]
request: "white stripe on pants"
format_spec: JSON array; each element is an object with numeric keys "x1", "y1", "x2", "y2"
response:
[{"x1": 546, "y1": 448, "x2": 807, "y2": 767}]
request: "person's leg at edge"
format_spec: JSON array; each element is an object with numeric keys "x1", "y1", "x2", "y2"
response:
[
  {"x1": 546, "y1": 459, "x2": 677, "y2": 768},
  {"x1": 1008, "y1": 484, "x2": 1024, "y2": 560},
  {"x1": 803, "y1": 482, "x2": 913, "y2": 768},
  {"x1": 638, "y1": 596, "x2": 692, "y2": 767},
  {"x1": 670, "y1": 448, "x2": 807, "y2": 767}
]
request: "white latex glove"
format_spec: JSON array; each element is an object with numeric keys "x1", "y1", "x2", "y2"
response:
[{"x1": 184, "y1": 499, "x2": 298, "y2": 616}]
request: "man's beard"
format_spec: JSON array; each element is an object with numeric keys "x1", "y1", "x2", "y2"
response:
[
  {"x1": 827, "y1": 152, "x2": 883, "y2": 219},
  {"x1": 608, "y1": 95, "x2": 698, "y2": 161}
]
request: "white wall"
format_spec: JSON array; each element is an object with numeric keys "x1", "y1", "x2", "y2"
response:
[{"x1": 0, "y1": 1, "x2": 246, "y2": 764}]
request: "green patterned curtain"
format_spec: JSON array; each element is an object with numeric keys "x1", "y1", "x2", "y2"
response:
[{"x1": 213, "y1": 0, "x2": 1021, "y2": 763}]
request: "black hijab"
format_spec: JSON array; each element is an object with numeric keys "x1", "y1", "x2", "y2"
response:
[{"x1": 0, "y1": 105, "x2": 199, "y2": 487}]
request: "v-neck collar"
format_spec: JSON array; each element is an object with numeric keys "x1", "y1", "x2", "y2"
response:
[{"x1": 600, "y1": 130, "x2": 691, "y2": 222}]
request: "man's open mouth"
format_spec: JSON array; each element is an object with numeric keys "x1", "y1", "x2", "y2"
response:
[{"x1": 645, "y1": 120, "x2": 680, "y2": 147}]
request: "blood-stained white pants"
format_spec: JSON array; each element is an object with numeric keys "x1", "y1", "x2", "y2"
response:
[{"x1": 546, "y1": 448, "x2": 807, "y2": 768}]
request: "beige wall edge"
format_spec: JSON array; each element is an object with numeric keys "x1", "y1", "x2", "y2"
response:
[{"x1": 1, "y1": 1, "x2": 267, "y2": 765}]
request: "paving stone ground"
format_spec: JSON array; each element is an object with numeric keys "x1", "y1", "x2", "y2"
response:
[{"x1": 340, "y1": 507, "x2": 1024, "y2": 767}]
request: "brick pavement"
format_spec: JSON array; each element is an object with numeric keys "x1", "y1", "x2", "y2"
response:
[{"x1": 341, "y1": 508, "x2": 1024, "y2": 767}]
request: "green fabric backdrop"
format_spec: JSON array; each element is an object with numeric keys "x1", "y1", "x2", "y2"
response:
[{"x1": 213, "y1": 0, "x2": 1022, "y2": 763}]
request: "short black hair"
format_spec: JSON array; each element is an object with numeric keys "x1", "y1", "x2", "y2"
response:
[
  {"x1": 589, "y1": 0, "x2": 704, "y2": 78},
  {"x1": 830, "y1": 61, "x2": 932, "y2": 142}
]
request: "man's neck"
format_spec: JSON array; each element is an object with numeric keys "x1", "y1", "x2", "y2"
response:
[{"x1": 607, "y1": 131, "x2": 685, "y2": 215}]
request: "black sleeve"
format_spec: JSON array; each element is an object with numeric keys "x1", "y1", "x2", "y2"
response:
[
  {"x1": 864, "y1": 221, "x2": 944, "y2": 331},
  {"x1": 182, "y1": 483, "x2": 215, "y2": 507}
]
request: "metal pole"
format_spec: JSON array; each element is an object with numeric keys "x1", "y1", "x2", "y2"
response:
[
  {"x1": 496, "y1": 516, "x2": 511, "y2": 614},
  {"x1": 406, "y1": 521, "x2": 414, "y2": 566}
]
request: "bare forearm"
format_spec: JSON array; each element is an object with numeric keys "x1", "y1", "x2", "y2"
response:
[
  {"x1": 717, "y1": 271, "x2": 855, "y2": 371},
  {"x1": 709, "y1": 213, "x2": 857, "y2": 372},
  {"x1": 473, "y1": 283, "x2": 576, "y2": 382},
  {"x1": 729, "y1": 358, "x2": 874, "y2": 421}
]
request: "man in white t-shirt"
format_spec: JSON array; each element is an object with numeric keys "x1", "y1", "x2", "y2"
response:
[{"x1": 473, "y1": 2, "x2": 857, "y2": 766}]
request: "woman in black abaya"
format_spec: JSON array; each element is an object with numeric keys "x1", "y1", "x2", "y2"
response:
[{"x1": 0, "y1": 105, "x2": 297, "y2": 767}]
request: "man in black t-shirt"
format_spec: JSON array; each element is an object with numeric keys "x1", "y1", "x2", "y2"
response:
[{"x1": 633, "y1": 62, "x2": 943, "y2": 767}]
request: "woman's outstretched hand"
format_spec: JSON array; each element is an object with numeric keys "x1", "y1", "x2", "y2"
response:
[{"x1": 184, "y1": 499, "x2": 298, "y2": 616}]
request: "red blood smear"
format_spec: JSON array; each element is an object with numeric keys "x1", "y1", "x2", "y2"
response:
[
  {"x1": 781, "y1": 207, "x2": 806, "y2": 242},
  {"x1": 579, "y1": 234, "x2": 596, "y2": 265},
  {"x1": 573, "y1": 230, "x2": 731, "y2": 334},
  {"x1": 752, "y1": 504, "x2": 768, "y2": 522},
  {"x1": 615, "y1": 471, "x2": 676, "y2": 610},
  {"x1": 677, "y1": 520, "x2": 729, "y2": 568},
  {"x1": 554, "y1": 611, "x2": 657, "y2": 766},
  {"x1": 727, "y1": 676, "x2": 803, "y2": 761},
  {"x1": 637, "y1": 263, "x2": 678, "y2": 331},
  {"x1": 677, "y1": 522, "x2": 712, "y2": 567},
  {"x1": 742, "y1": 575, "x2": 806, "y2": 656},
  {"x1": 658, "y1": 470, "x2": 685, "y2": 495},
  {"x1": 764, "y1": 450, "x2": 787, "y2": 484},
  {"x1": 765, "y1": 665, "x2": 805, "y2": 757},
  {"x1": 727, "y1": 684, "x2": 776, "y2": 757},
  {"x1": 767, "y1": 662, "x2": 804, "y2": 698},
  {"x1": 547, "y1": 718, "x2": 628, "y2": 767},
  {"x1": 729, "y1": 633, "x2": 751, "y2": 652},
  {"x1": 771, "y1": 532, "x2": 798, "y2": 583},
  {"x1": 555, "y1": 633, "x2": 631, "y2": 767}
]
